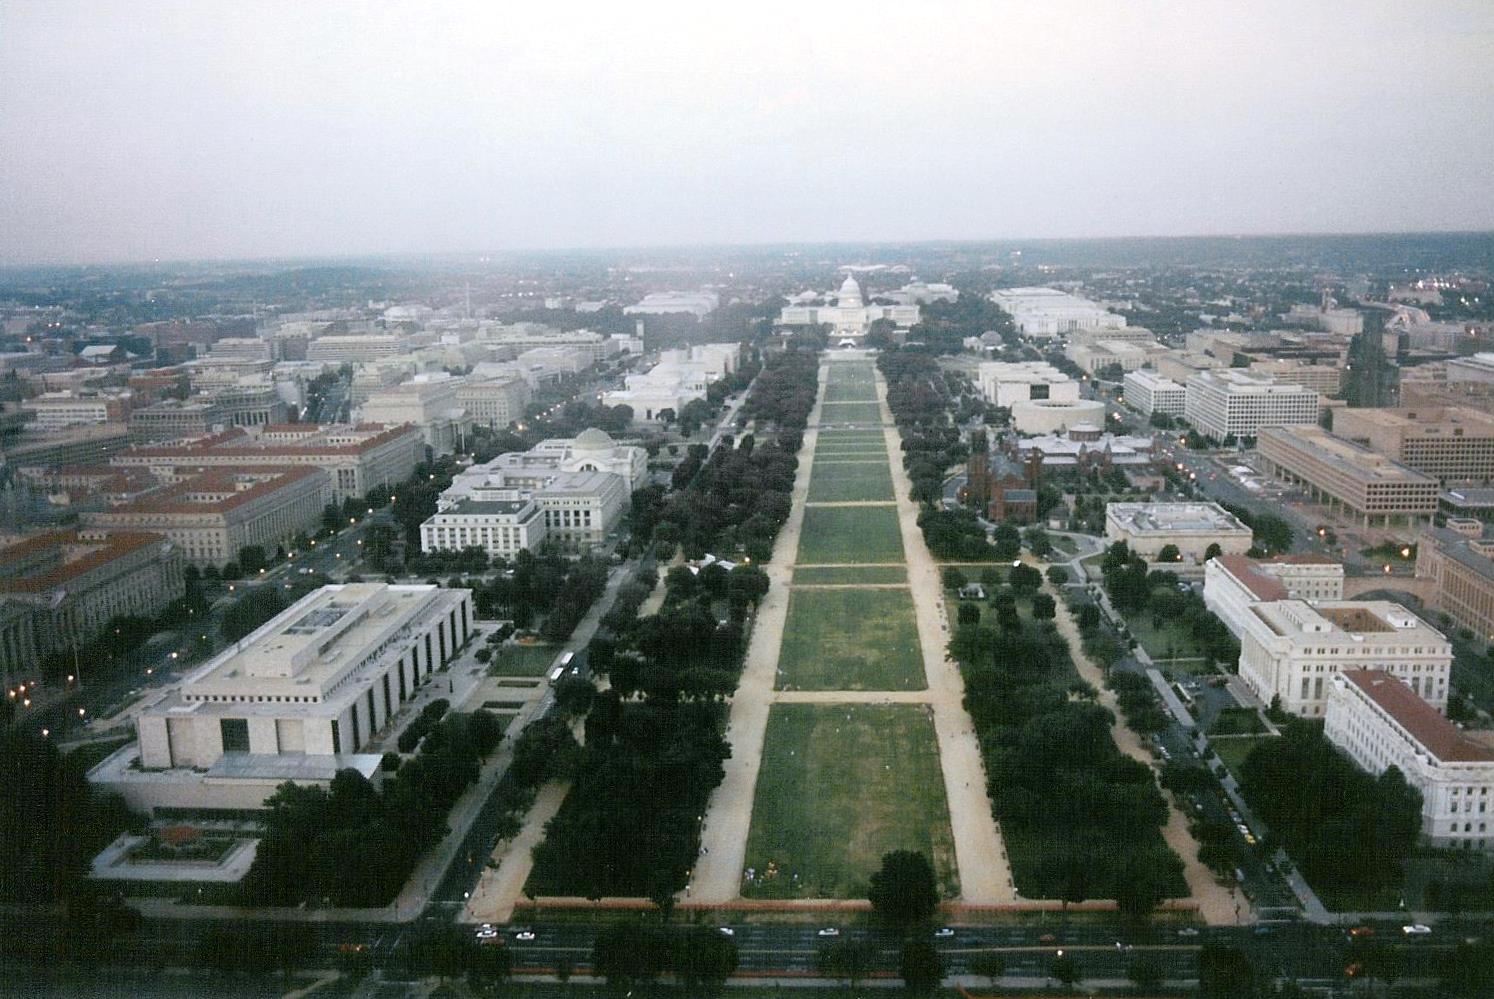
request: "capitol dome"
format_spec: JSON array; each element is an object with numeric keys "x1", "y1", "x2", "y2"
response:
[
  {"x1": 574, "y1": 427, "x2": 614, "y2": 450},
  {"x1": 836, "y1": 274, "x2": 864, "y2": 308}
]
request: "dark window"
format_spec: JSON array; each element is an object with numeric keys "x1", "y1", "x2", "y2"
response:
[
  {"x1": 331, "y1": 719, "x2": 341, "y2": 754},
  {"x1": 425, "y1": 634, "x2": 433, "y2": 675},
  {"x1": 220, "y1": 718, "x2": 250, "y2": 753}
]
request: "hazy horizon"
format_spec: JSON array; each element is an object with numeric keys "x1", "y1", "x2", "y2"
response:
[{"x1": 4, "y1": 1, "x2": 1493, "y2": 266}]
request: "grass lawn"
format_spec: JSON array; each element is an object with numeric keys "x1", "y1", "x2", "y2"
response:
[
  {"x1": 777, "y1": 587, "x2": 924, "y2": 690},
  {"x1": 64, "y1": 736, "x2": 134, "y2": 773},
  {"x1": 487, "y1": 642, "x2": 560, "y2": 676},
  {"x1": 807, "y1": 460, "x2": 895, "y2": 503},
  {"x1": 1118, "y1": 600, "x2": 1210, "y2": 671},
  {"x1": 823, "y1": 381, "x2": 879, "y2": 403},
  {"x1": 743, "y1": 703, "x2": 958, "y2": 899},
  {"x1": 817, "y1": 401, "x2": 884, "y2": 423},
  {"x1": 797, "y1": 505, "x2": 905, "y2": 564},
  {"x1": 1211, "y1": 734, "x2": 1277, "y2": 779},
  {"x1": 793, "y1": 565, "x2": 908, "y2": 585}
]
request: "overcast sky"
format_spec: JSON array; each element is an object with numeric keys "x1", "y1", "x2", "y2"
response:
[{"x1": 2, "y1": 1, "x2": 1493, "y2": 264}]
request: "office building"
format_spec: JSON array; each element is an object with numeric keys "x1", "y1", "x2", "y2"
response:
[
  {"x1": 2, "y1": 423, "x2": 131, "y2": 470},
  {"x1": 206, "y1": 380, "x2": 289, "y2": 428},
  {"x1": 127, "y1": 399, "x2": 229, "y2": 443},
  {"x1": 93, "y1": 582, "x2": 473, "y2": 814},
  {"x1": 0, "y1": 531, "x2": 184, "y2": 684},
  {"x1": 22, "y1": 390, "x2": 133, "y2": 432},
  {"x1": 1104, "y1": 502, "x2": 1253, "y2": 564},
  {"x1": 1325, "y1": 670, "x2": 1494, "y2": 850},
  {"x1": 1256, "y1": 425, "x2": 1440, "y2": 526},
  {"x1": 989, "y1": 287, "x2": 1126, "y2": 338},
  {"x1": 1203, "y1": 553, "x2": 1345, "y2": 639},
  {"x1": 305, "y1": 334, "x2": 405, "y2": 363},
  {"x1": 455, "y1": 375, "x2": 531, "y2": 429},
  {"x1": 110, "y1": 423, "x2": 423, "y2": 501},
  {"x1": 83, "y1": 466, "x2": 332, "y2": 567},
  {"x1": 357, "y1": 374, "x2": 472, "y2": 456},
  {"x1": 976, "y1": 361, "x2": 1080, "y2": 407},
  {"x1": 1238, "y1": 599, "x2": 1451, "y2": 716},
  {"x1": 1415, "y1": 528, "x2": 1494, "y2": 643},
  {"x1": 1183, "y1": 369, "x2": 1320, "y2": 441},
  {"x1": 624, "y1": 290, "x2": 720, "y2": 317},
  {"x1": 435, "y1": 456, "x2": 629, "y2": 552},
  {"x1": 1333, "y1": 407, "x2": 1494, "y2": 485},
  {"x1": 1123, "y1": 370, "x2": 1187, "y2": 417},
  {"x1": 420, "y1": 496, "x2": 548, "y2": 559}
]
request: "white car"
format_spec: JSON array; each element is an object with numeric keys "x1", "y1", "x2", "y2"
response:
[
  {"x1": 474, "y1": 924, "x2": 499, "y2": 942},
  {"x1": 817, "y1": 927, "x2": 840, "y2": 938},
  {"x1": 933, "y1": 927, "x2": 955, "y2": 939},
  {"x1": 513, "y1": 929, "x2": 536, "y2": 942},
  {"x1": 1402, "y1": 924, "x2": 1432, "y2": 936},
  {"x1": 718, "y1": 927, "x2": 735, "y2": 937}
]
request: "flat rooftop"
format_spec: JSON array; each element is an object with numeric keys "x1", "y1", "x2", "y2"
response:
[
  {"x1": 1107, "y1": 501, "x2": 1250, "y2": 535},
  {"x1": 168, "y1": 583, "x2": 457, "y2": 709},
  {"x1": 1249, "y1": 599, "x2": 1446, "y2": 645},
  {"x1": 1338, "y1": 405, "x2": 1494, "y2": 434},
  {"x1": 1259, "y1": 426, "x2": 1438, "y2": 485}
]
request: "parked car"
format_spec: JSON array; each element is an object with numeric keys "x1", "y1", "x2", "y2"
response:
[{"x1": 817, "y1": 927, "x2": 840, "y2": 938}]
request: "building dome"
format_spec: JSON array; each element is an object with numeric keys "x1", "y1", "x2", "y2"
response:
[
  {"x1": 574, "y1": 427, "x2": 614, "y2": 450},
  {"x1": 836, "y1": 274, "x2": 864, "y2": 308}
]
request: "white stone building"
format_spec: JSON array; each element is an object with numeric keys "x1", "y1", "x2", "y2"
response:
[
  {"x1": 989, "y1": 287, "x2": 1126, "y2": 338},
  {"x1": 777, "y1": 275, "x2": 920, "y2": 341},
  {"x1": 420, "y1": 497, "x2": 548, "y2": 559},
  {"x1": 357, "y1": 374, "x2": 472, "y2": 456},
  {"x1": 1203, "y1": 554, "x2": 1346, "y2": 639},
  {"x1": 1123, "y1": 370, "x2": 1188, "y2": 417},
  {"x1": 975, "y1": 361, "x2": 1080, "y2": 408},
  {"x1": 93, "y1": 582, "x2": 474, "y2": 815},
  {"x1": 1325, "y1": 669, "x2": 1494, "y2": 850},
  {"x1": 1183, "y1": 369, "x2": 1320, "y2": 441},
  {"x1": 1105, "y1": 502, "x2": 1253, "y2": 564},
  {"x1": 601, "y1": 344, "x2": 738, "y2": 422},
  {"x1": 1238, "y1": 600, "x2": 1451, "y2": 717}
]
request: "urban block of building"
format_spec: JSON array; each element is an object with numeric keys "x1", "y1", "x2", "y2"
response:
[
  {"x1": 455, "y1": 374, "x2": 531, "y2": 429},
  {"x1": 304, "y1": 334, "x2": 406, "y2": 363},
  {"x1": 623, "y1": 290, "x2": 720, "y2": 317},
  {"x1": 1415, "y1": 527, "x2": 1494, "y2": 643},
  {"x1": 989, "y1": 287, "x2": 1126, "y2": 338},
  {"x1": 1182, "y1": 369, "x2": 1320, "y2": 441},
  {"x1": 21, "y1": 389, "x2": 133, "y2": 432},
  {"x1": 1, "y1": 422, "x2": 132, "y2": 470},
  {"x1": 1105, "y1": 501, "x2": 1254, "y2": 564},
  {"x1": 1333, "y1": 406, "x2": 1494, "y2": 486},
  {"x1": 1123, "y1": 370, "x2": 1188, "y2": 417},
  {"x1": 1238, "y1": 599, "x2": 1451, "y2": 716},
  {"x1": 1325, "y1": 670, "x2": 1494, "y2": 850},
  {"x1": 357, "y1": 374, "x2": 472, "y2": 456},
  {"x1": 91, "y1": 582, "x2": 473, "y2": 815},
  {"x1": 0, "y1": 531, "x2": 184, "y2": 685},
  {"x1": 1203, "y1": 553, "x2": 1346, "y2": 639},
  {"x1": 110, "y1": 423, "x2": 424, "y2": 501},
  {"x1": 1256, "y1": 425, "x2": 1440, "y2": 526},
  {"x1": 127, "y1": 398, "x2": 229, "y2": 443},
  {"x1": 975, "y1": 361, "x2": 1079, "y2": 408},
  {"x1": 82, "y1": 466, "x2": 332, "y2": 567}
]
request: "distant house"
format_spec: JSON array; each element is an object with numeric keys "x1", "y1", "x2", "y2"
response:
[{"x1": 958, "y1": 583, "x2": 987, "y2": 601}]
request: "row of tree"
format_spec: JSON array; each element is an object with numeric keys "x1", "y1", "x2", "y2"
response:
[
  {"x1": 528, "y1": 561, "x2": 770, "y2": 901},
  {"x1": 951, "y1": 601, "x2": 1185, "y2": 912},
  {"x1": 1238, "y1": 720, "x2": 1422, "y2": 898},
  {"x1": 242, "y1": 708, "x2": 505, "y2": 907}
]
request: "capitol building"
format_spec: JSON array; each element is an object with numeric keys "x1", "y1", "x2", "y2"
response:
[{"x1": 777, "y1": 274, "x2": 920, "y2": 344}]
